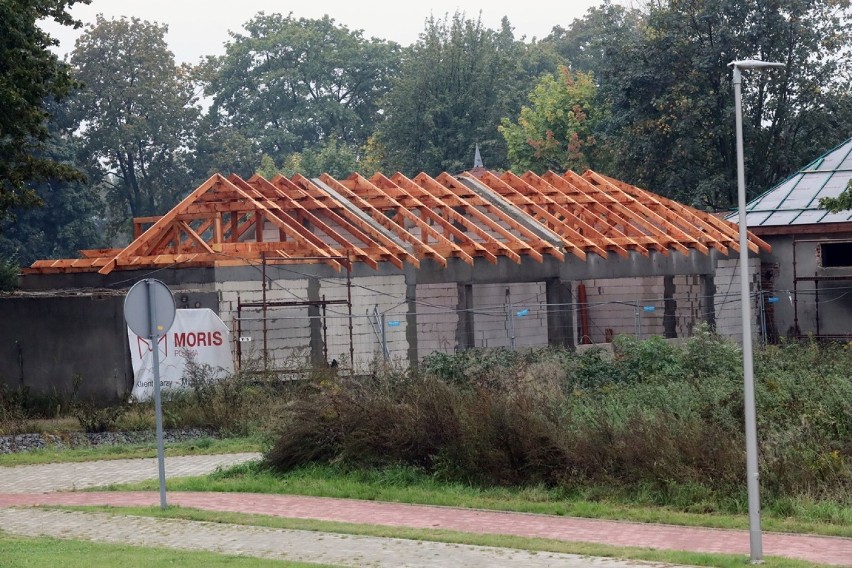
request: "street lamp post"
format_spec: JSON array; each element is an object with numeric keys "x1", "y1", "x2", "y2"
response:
[{"x1": 729, "y1": 58, "x2": 784, "y2": 564}]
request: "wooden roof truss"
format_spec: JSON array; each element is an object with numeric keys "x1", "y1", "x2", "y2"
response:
[{"x1": 27, "y1": 169, "x2": 771, "y2": 275}]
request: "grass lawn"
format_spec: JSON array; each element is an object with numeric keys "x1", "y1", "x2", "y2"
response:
[
  {"x1": 0, "y1": 436, "x2": 261, "y2": 466},
  {"x1": 0, "y1": 533, "x2": 333, "y2": 567},
  {"x1": 107, "y1": 462, "x2": 852, "y2": 539},
  {"x1": 60, "y1": 505, "x2": 834, "y2": 568}
]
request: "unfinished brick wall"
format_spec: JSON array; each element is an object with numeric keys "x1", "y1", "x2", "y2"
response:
[
  {"x1": 714, "y1": 257, "x2": 761, "y2": 344},
  {"x1": 415, "y1": 283, "x2": 459, "y2": 359},
  {"x1": 471, "y1": 282, "x2": 548, "y2": 348}
]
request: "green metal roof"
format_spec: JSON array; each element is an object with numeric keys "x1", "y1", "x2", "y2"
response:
[{"x1": 728, "y1": 137, "x2": 852, "y2": 226}]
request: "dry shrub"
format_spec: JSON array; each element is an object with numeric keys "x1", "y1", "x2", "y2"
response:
[{"x1": 266, "y1": 337, "x2": 852, "y2": 504}]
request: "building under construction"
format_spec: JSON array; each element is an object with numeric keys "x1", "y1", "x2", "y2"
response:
[{"x1": 2, "y1": 168, "x2": 769, "y2": 400}]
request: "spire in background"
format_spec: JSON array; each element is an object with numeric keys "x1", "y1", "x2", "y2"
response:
[{"x1": 473, "y1": 144, "x2": 484, "y2": 169}]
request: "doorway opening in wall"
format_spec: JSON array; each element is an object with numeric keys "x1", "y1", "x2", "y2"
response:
[
  {"x1": 793, "y1": 239, "x2": 852, "y2": 340},
  {"x1": 820, "y1": 241, "x2": 852, "y2": 268}
]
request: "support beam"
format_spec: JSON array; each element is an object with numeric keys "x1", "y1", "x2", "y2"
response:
[
  {"x1": 701, "y1": 274, "x2": 716, "y2": 330},
  {"x1": 664, "y1": 275, "x2": 677, "y2": 339},
  {"x1": 307, "y1": 277, "x2": 324, "y2": 365},
  {"x1": 405, "y1": 277, "x2": 419, "y2": 369},
  {"x1": 545, "y1": 279, "x2": 574, "y2": 348},
  {"x1": 455, "y1": 284, "x2": 474, "y2": 350}
]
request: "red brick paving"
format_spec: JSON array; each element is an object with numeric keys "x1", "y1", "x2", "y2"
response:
[{"x1": 1, "y1": 491, "x2": 850, "y2": 566}]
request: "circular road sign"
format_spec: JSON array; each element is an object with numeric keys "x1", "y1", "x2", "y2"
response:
[{"x1": 124, "y1": 279, "x2": 177, "y2": 338}]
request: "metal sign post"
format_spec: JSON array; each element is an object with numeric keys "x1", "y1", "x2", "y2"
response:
[{"x1": 124, "y1": 279, "x2": 176, "y2": 510}]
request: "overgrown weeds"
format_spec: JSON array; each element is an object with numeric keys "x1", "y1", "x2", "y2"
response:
[
  {"x1": 158, "y1": 352, "x2": 324, "y2": 437},
  {"x1": 267, "y1": 328, "x2": 852, "y2": 516}
]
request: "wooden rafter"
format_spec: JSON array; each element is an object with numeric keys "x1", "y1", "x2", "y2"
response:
[
  {"x1": 289, "y1": 174, "x2": 420, "y2": 269},
  {"x1": 535, "y1": 171, "x2": 652, "y2": 256},
  {"x1": 317, "y1": 173, "x2": 448, "y2": 268},
  {"x1": 27, "y1": 168, "x2": 771, "y2": 276}
]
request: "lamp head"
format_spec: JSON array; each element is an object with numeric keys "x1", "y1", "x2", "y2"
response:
[{"x1": 728, "y1": 59, "x2": 785, "y2": 70}]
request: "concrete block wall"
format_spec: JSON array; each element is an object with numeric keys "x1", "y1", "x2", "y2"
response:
[
  {"x1": 671, "y1": 274, "x2": 706, "y2": 338},
  {"x1": 217, "y1": 275, "x2": 409, "y2": 372},
  {"x1": 714, "y1": 257, "x2": 761, "y2": 344},
  {"x1": 472, "y1": 282, "x2": 547, "y2": 348},
  {"x1": 216, "y1": 278, "x2": 312, "y2": 369},
  {"x1": 318, "y1": 275, "x2": 409, "y2": 372},
  {"x1": 578, "y1": 277, "x2": 666, "y2": 343},
  {"x1": 415, "y1": 283, "x2": 459, "y2": 358}
]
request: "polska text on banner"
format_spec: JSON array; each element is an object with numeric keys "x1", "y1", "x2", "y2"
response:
[{"x1": 128, "y1": 308, "x2": 234, "y2": 401}]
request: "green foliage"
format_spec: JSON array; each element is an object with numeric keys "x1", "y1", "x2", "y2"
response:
[
  {"x1": 500, "y1": 67, "x2": 606, "y2": 173},
  {"x1": 0, "y1": 0, "x2": 88, "y2": 222},
  {"x1": 267, "y1": 335, "x2": 852, "y2": 509},
  {"x1": 542, "y1": 1, "x2": 643, "y2": 76},
  {"x1": 375, "y1": 13, "x2": 562, "y2": 176},
  {"x1": 256, "y1": 154, "x2": 279, "y2": 179},
  {"x1": 70, "y1": 375, "x2": 127, "y2": 433},
  {"x1": 0, "y1": 109, "x2": 104, "y2": 266},
  {"x1": 279, "y1": 137, "x2": 361, "y2": 178},
  {"x1": 820, "y1": 179, "x2": 852, "y2": 212},
  {"x1": 205, "y1": 13, "x2": 399, "y2": 162},
  {"x1": 0, "y1": 534, "x2": 317, "y2": 567},
  {"x1": 564, "y1": 0, "x2": 852, "y2": 209},
  {"x1": 69, "y1": 15, "x2": 200, "y2": 232},
  {"x1": 0, "y1": 384, "x2": 29, "y2": 435},
  {"x1": 160, "y1": 355, "x2": 305, "y2": 437},
  {"x1": 0, "y1": 255, "x2": 19, "y2": 291}
]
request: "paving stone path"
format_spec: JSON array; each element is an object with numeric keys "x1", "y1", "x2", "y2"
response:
[
  {"x1": 0, "y1": 508, "x2": 677, "y2": 568},
  {"x1": 0, "y1": 452, "x2": 260, "y2": 493},
  {"x1": 1, "y1": 453, "x2": 850, "y2": 566}
]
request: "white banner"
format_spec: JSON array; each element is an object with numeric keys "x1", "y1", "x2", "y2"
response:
[{"x1": 129, "y1": 308, "x2": 234, "y2": 401}]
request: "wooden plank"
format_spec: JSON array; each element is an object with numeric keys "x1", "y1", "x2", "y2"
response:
[
  {"x1": 98, "y1": 174, "x2": 226, "y2": 275},
  {"x1": 393, "y1": 172, "x2": 525, "y2": 263},
  {"x1": 373, "y1": 173, "x2": 499, "y2": 264},
  {"x1": 513, "y1": 171, "x2": 635, "y2": 258},
  {"x1": 244, "y1": 174, "x2": 380, "y2": 270},
  {"x1": 540, "y1": 171, "x2": 654, "y2": 256},
  {"x1": 285, "y1": 174, "x2": 415, "y2": 269},
  {"x1": 347, "y1": 173, "x2": 476, "y2": 265},
  {"x1": 474, "y1": 171, "x2": 607, "y2": 260},
  {"x1": 222, "y1": 176, "x2": 345, "y2": 271},
  {"x1": 275, "y1": 174, "x2": 409, "y2": 269},
  {"x1": 583, "y1": 171, "x2": 709, "y2": 255},
  {"x1": 590, "y1": 171, "x2": 766, "y2": 255},
  {"x1": 436, "y1": 173, "x2": 564, "y2": 262}
]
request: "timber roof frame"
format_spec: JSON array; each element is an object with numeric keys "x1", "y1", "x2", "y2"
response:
[{"x1": 27, "y1": 169, "x2": 770, "y2": 275}]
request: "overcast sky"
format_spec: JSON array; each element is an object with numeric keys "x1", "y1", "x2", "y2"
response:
[{"x1": 41, "y1": 0, "x2": 611, "y2": 63}]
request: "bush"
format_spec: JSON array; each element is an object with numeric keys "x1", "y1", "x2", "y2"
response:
[
  {"x1": 161, "y1": 353, "x2": 312, "y2": 437},
  {"x1": 70, "y1": 375, "x2": 127, "y2": 433},
  {"x1": 266, "y1": 333, "x2": 852, "y2": 511},
  {"x1": 0, "y1": 256, "x2": 19, "y2": 291}
]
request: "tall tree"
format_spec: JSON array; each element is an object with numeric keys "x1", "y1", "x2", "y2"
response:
[
  {"x1": 499, "y1": 67, "x2": 606, "y2": 173},
  {"x1": 376, "y1": 13, "x2": 562, "y2": 176},
  {"x1": 69, "y1": 15, "x2": 200, "y2": 228},
  {"x1": 0, "y1": 106, "x2": 104, "y2": 266},
  {"x1": 0, "y1": 0, "x2": 88, "y2": 222},
  {"x1": 597, "y1": 0, "x2": 852, "y2": 208},
  {"x1": 205, "y1": 13, "x2": 400, "y2": 163},
  {"x1": 543, "y1": 1, "x2": 643, "y2": 75}
]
